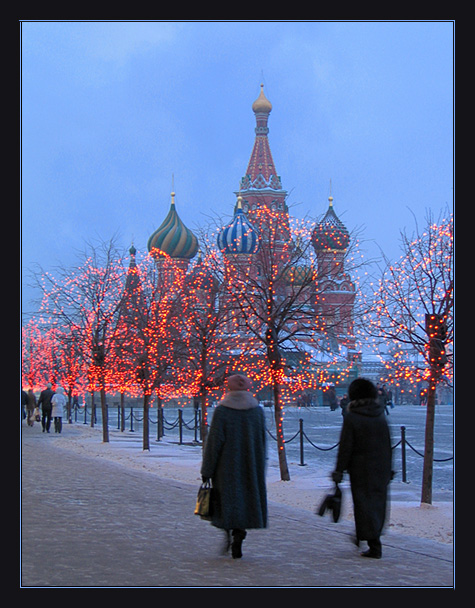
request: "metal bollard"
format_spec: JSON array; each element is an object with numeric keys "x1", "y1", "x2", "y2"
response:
[
  {"x1": 299, "y1": 419, "x2": 306, "y2": 466},
  {"x1": 401, "y1": 426, "x2": 407, "y2": 483},
  {"x1": 178, "y1": 409, "x2": 183, "y2": 445},
  {"x1": 194, "y1": 409, "x2": 199, "y2": 442},
  {"x1": 156, "y1": 407, "x2": 163, "y2": 441}
]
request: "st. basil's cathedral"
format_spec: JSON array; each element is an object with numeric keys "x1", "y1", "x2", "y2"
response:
[{"x1": 146, "y1": 85, "x2": 357, "y2": 374}]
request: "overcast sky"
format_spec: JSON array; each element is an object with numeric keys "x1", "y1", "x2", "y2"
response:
[{"x1": 21, "y1": 20, "x2": 454, "y2": 317}]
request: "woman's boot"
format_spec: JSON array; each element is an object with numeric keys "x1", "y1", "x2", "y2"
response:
[
  {"x1": 361, "y1": 538, "x2": 382, "y2": 559},
  {"x1": 231, "y1": 529, "x2": 247, "y2": 559}
]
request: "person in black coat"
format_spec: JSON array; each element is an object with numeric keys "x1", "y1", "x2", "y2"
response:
[
  {"x1": 37, "y1": 383, "x2": 54, "y2": 433},
  {"x1": 201, "y1": 374, "x2": 267, "y2": 559},
  {"x1": 332, "y1": 378, "x2": 393, "y2": 558}
]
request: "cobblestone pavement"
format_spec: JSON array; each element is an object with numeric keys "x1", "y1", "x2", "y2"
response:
[{"x1": 20, "y1": 426, "x2": 454, "y2": 588}]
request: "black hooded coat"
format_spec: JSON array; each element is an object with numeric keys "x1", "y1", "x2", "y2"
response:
[{"x1": 334, "y1": 398, "x2": 392, "y2": 541}]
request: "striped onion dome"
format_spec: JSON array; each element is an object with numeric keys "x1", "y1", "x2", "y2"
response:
[
  {"x1": 311, "y1": 196, "x2": 350, "y2": 251},
  {"x1": 147, "y1": 192, "x2": 199, "y2": 260},
  {"x1": 217, "y1": 197, "x2": 260, "y2": 255}
]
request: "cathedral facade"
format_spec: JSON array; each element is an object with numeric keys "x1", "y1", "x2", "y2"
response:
[{"x1": 147, "y1": 85, "x2": 357, "y2": 361}]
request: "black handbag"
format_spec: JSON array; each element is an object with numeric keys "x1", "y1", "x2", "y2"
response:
[
  {"x1": 317, "y1": 483, "x2": 342, "y2": 523},
  {"x1": 194, "y1": 480, "x2": 213, "y2": 520}
]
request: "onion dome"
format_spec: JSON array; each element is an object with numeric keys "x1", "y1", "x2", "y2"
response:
[
  {"x1": 284, "y1": 244, "x2": 314, "y2": 286},
  {"x1": 252, "y1": 83, "x2": 272, "y2": 114},
  {"x1": 147, "y1": 191, "x2": 199, "y2": 260},
  {"x1": 285, "y1": 263, "x2": 314, "y2": 286},
  {"x1": 311, "y1": 196, "x2": 350, "y2": 251},
  {"x1": 217, "y1": 197, "x2": 260, "y2": 255}
]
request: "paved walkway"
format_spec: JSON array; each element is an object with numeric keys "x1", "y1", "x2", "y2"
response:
[{"x1": 20, "y1": 425, "x2": 454, "y2": 588}]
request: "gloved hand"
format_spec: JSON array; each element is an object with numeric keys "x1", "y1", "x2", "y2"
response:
[
  {"x1": 202, "y1": 476, "x2": 210, "y2": 483},
  {"x1": 332, "y1": 470, "x2": 343, "y2": 484}
]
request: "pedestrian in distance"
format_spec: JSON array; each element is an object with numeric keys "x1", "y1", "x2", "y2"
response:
[
  {"x1": 332, "y1": 378, "x2": 393, "y2": 559},
  {"x1": 328, "y1": 385, "x2": 338, "y2": 411},
  {"x1": 200, "y1": 374, "x2": 267, "y2": 559},
  {"x1": 21, "y1": 390, "x2": 28, "y2": 421},
  {"x1": 37, "y1": 383, "x2": 54, "y2": 433},
  {"x1": 377, "y1": 382, "x2": 390, "y2": 415},
  {"x1": 51, "y1": 386, "x2": 67, "y2": 433},
  {"x1": 339, "y1": 393, "x2": 349, "y2": 416},
  {"x1": 26, "y1": 389, "x2": 37, "y2": 427},
  {"x1": 386, "y1": 386, "x2": 394, "y2": 409}
]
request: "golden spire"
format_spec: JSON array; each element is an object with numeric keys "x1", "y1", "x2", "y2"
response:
[{"x1": 252, "y1": 83, "x2": 272, "y2": 114}]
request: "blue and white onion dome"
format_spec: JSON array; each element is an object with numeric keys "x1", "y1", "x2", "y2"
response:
[{"x1": 217, "y1": 196, "x2": 260, "y2": 255}]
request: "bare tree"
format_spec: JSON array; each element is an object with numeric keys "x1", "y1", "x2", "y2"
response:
[
  {"x1": 180, "y1": 252, "x2": 232, "y2": 444},
  {"x1": 34, "y1": 237, "x2": 126, "y2": 443},
  {"x1": 114, "y1": 251, "x2": 193, "y2": 450},
  {"x1": 221, "y1": 205, "x2": 363, "y2": 481},
  {"x1": 364, "y1": 207, "x2": 453, "y2": 504}
]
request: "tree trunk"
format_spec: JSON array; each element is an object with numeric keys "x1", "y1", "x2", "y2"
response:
[
  {"x1": 120, "y1": 392, "x2": 125, "y2": 432},
  {"x1": 273, "y1": 380, "x2": 290, "y2": 481},
  {"x1": 67, "y1": 388, "x2": 72, "y2": 424},
  {"x1": 100, "y1": 387, "x2": 109, "y2": 443},
  {"x1": 421, "y1": 374, "x2": 437, "y2": 504},
  {"x1": 143, "y1": 393, "x2": 150, "y2": 451}
]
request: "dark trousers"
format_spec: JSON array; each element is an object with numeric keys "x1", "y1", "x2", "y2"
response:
[
  {"x1": 42, "y1": 408, "x2": 52, "y2": 432},
  {"x1": 54, "y1": 417, "x2": 63, "y2": 433}
]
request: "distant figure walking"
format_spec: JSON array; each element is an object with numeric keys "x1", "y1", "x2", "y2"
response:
[
  {"x1": 377, "y1": 382, "x2": 390, "y2": 415},
  {"x1": 201, "y1": 374, "x2": 267, "y2": 559},
  {"x1": 37, "y1": 383, "x2": 54, "y2": 433},
  {"x1": 332, "y1": 378, "x2": 393, "y2": 559},
  {"x1": 339, "y1": 393, "x2": 349, "y2": 417},
  {"x1": 26, "y1": 389, "x2": 37, "y2": 427},
  {"x1": 51, "y1": 386, "x2": 67, "y2": 433}
]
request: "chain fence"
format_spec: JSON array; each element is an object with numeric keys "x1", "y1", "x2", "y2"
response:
[{"x1": 71, "y1": 404, "x2": 453, "y2": 485}]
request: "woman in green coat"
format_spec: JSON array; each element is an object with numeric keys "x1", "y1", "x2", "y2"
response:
[{"x1": 201, "y1": 374, "x2": 267, "y2": 559}]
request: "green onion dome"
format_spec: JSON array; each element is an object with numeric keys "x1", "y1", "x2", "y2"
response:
[
  {"x1": 312, "y1": 196, "x2": 350, "y2": 251},
  {"x1": 147, "y1": 192, "x2": 199, "y2": 260},
  {"x1": 285, "y1": 263, "x2": 314, "y2": 286}
]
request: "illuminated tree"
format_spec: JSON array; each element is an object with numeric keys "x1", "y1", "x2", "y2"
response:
[
  {"x1": 365, "y1": 207, "x2": 453, "y2": 504},
  {"x1": 217, "y1": 201, "x2": 362, "y2": 481},
  {"x1": 114, "y1": 248, "x2": 193, "y2": 450},
  {"x1": 21, "y1": 319, "x2": 56, "y2": 391},
  {"x1": 181, "y1": 250, "x2": 257, "y2": 443},
  {"x1": 53, "y1": 326, "x2": 87, "y2": 421},
  {"x1": 35, "y1": 237, "x2": 126, "y2": 443}
]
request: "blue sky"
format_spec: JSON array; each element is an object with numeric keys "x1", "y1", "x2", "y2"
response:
[{"x1": 21, "y1": 20, "x2": 454, "y2": 316}]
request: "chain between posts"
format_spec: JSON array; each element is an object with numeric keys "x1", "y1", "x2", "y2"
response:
[{"x1": 74, "y1": 405, "x2": 453, "y2": 482}]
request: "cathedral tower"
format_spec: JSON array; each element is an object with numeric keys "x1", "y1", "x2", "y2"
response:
[{"x1": 312, "y1": 195, "x2": 356, "y2": 350}]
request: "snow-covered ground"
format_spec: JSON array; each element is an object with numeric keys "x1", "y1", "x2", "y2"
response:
[{"x1": 33, "y1": 416, "x2": 453, "y2": 546}]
